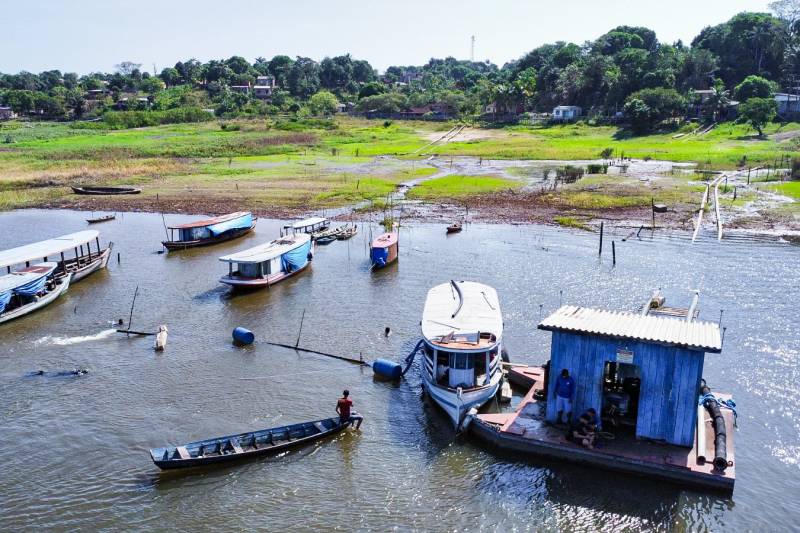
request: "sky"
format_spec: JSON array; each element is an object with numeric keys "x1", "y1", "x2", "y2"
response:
[{"x1": 0, "y1": 0, "x2": 775, "y2": 75}]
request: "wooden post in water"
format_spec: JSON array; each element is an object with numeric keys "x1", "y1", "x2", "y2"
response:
[
  {"x1": 126, "y1": 285, "x2": 139, "y2": 338},
  {"x1": 747, "y1": 167, "x2": 751, "y2": 185},
  {"x1": 612, "y1": 241, "x2": 616, "y2": 266},
  {"x1": 651, "y1": 197, "x2": 655, "y2": 230},
  {"x1": 295, "y1": 309, "x2": 306, "y2": 348},
  {"x1": 598, "y1": 222, "x2": 604, "y2": 256}
]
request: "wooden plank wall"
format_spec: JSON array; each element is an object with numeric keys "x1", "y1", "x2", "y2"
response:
[{"x1": 546, "y1": 331, "x2": 705, "y2": 447}]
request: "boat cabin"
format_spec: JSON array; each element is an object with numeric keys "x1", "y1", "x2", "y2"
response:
[
  {"x1": 165, "y1": 212, "x2": 254, "y2": 244},
  {"x1": 0, "y1": 230, "x2": 109, "y2": 283},
  {"x1": 283, "y1": 217, "x2": 328, "y2": 236},
  {"x1": 538, "y1": 296, "x2": 722, "y2": 447}
]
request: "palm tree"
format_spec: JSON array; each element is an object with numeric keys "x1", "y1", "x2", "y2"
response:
[{"x1": 706, "y1": 83, "x2": 731, "y2": 122}]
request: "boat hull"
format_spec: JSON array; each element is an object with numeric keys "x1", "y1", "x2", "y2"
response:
[
  {"x1": 66, "y1": 246, "x2": 112, "y2": 283},
  {"x1": 0, "y1": 273, "x2": 72, "y2": 324},
  {"x1": 421, "y1": 370, "x2": 502, "y2": 428},
  {"x1": 220, "y1": 260, "x2": 310, "y2": 289},
  {"x1": 150, "y1": 416, "x2": 349, "y2": 470},
  {"x1": 72, "y1": 186, "x2": 141, "y2": 195},
  {"x1": 162, "y1": 223, "x2": 256, "y2": 251}
]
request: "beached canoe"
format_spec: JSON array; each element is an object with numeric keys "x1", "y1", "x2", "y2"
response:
[
  {"x1": 72, "y1": 186, "x2": 141, "y2": 195},
  {"x1": 149, "y1": 416, "x2": 349, "y2": 470}
]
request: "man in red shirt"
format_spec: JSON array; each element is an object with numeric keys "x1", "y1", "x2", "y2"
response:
[{"x1": 336, "y1": 389, "x2": 363, "y2": 429}]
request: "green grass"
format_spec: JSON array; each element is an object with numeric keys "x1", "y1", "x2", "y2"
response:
[
  {"x1": 407, "y1": 175, "x2": 520, "y2": 200},
  {"x1": 768, "y1": 181, "x2": 800, "y2": 199},
  {"x1": 553, "y1": 216, "x2": 591, "y2": 230}
]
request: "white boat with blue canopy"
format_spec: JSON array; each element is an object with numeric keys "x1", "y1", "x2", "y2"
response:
[
  {"x1": 0, "y1": 263, "x2": 72, "y2": 324},
  {"x1": 420, "y1": 281, "x2": 504, "y2": 428},
  {"x1": 219, "y1": 233, "x2": 313, "y2": 289},
  {"x1": 283, "y1": 217, "x2": 328, "y2": 236},
  {"x1": 162, "y1": 211, "x2": 256, "y2": 250},
  {"x1": 0, "y1": 230, "x2": 111, "y2": 283}
]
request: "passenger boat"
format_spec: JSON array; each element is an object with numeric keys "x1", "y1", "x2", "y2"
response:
[
  {"x1": 370, "y1": 232, "x2": 398, "y2": 269},
  {"x1": 0, "y1": 230, "x2": 112, "y2": 283},
  {"x1": 0, "y1": 264, "x2": 72, "y2": 324},
  {"x1": 446, "y1": 222, "x2": 462, "y2": 234},
  {"x1": 219, "y1": 233, "x2": 313, "y2": 289},
  {"x1": 420, "y1": 281, "x2": 504, "y2": 428},
  {"x1": 149, "y1": 416, "x2": 349, "y2": 470},
  {"x1": 283, "y1": 217, "x2": 329, "y2": 237},
  {"x1": 71, "y1": 186, "x2": 141, "y2": 195},
  {"x1": 162, "y1": 212, "x2": 256, "y2": 251},
  {"x1": 86, "y1": 214, "x2": 115, "y2": 224}
]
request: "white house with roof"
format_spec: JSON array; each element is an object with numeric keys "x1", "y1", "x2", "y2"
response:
[
  {"x1": 552, "y1": 105, "x2": 582, "y2": 122},
  {"x1": 253, "y1": 76, "x2": 276, "y2": 99}
]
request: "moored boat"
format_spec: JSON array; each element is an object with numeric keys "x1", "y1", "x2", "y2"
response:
[
  {"x1": 0, "y1": 264, "x2": 72, "y2": 324},
  {"x1": 370, "y1": 232, "x2": 398, "y2": 269},
  {"x1": 87, "y1": 214, "x2": 115, "y2": 224},
  {"x1": 219, "y1": 233, "x2": 313, "y2": 289},
  {"x1": 420, "y1": 280, "x2": 504, "y2": 428},
  {"x1": 162, "y1": 212, "x2": 256, "y2": 251},
  {"x1": 284, "y1": 217, "x2": 329, "y2": 237},
  {"x1": 446, "y1": 222, "x2": 462, "y2": 234},
  {"x1": 72, "y1": 186, "x2": 141, "y2": 195},
  {"x1": 0, "y1": 230, "x2": 112, "y2": 283},
  {"x1": 149, "y1": 416, "x2": 349, "y2": 470},
  {"x1": 336, "y1": 224, "x2": 358, "y2": 240}
]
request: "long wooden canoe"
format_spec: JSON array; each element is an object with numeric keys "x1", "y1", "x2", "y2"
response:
[
  {"x1": 72, "y1": 186, "x2": 141, "y2": 195},
  {"x1": 149, "y1": 416, "x2": 349, "y2": 470}
]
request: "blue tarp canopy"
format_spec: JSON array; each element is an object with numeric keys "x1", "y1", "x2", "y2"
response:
[
  {"x1": 281, "y1": 239, "x2": 312, "y2": 273},
  {"x1": 0, "y1": 268, "x2": 51, "y2": 314},
  {"x1": 371, "y1": 247, "x2": 388, "y2": 267},
  {"x1": 208, "y1": 213, "x2": 252, "y2": 236}
]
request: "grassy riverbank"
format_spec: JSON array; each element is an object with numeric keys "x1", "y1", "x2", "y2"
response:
[{"x1": 0, "y1": 117, "x2": 797, "y2": 230}]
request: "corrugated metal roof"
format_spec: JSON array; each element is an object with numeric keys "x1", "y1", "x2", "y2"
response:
[{"x1": 538, "y1": 305, "x2": 722, "y2": 353}]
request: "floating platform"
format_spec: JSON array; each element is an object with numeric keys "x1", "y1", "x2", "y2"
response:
[{"x1": 469, "y1": 366, "x2": 735, "y2": 493}]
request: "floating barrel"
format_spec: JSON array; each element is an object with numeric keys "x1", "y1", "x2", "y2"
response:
[
  {"x1": 372, "y1": 358, "x2": 402, "y2": 380},
  {"x1": 232, "y1": 327, "x2": 255, "y2": 345}
]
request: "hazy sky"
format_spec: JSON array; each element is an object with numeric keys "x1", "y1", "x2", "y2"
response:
[{"x1": 0, "y1": 0, "x2": 774, "y2": 75}]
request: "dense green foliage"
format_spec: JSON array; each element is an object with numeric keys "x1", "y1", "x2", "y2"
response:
[
  {"x1": 1, "y1": 8, "x2": 799, "y2": 134},
  {"x1": 738, "y1": 97, "x2": 779, "y2": 135}
]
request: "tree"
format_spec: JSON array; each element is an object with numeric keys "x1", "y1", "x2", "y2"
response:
[
  {"x1": 734, "y1": 75, "x2": 777, "y2": 100},
  {"x1": 225, "y1": 56, "x2": 251, "y2": 75},
  {"x1": 115, "y1": 61, "x2": 142, "y2": 76},
  {"x1": 159, "y1": 67, "x2": 181, "y2": 87},
  {"x1": 287, "y1": 57, "x2": 320, "y2": 98},
  {"x1": 624, "y1": 87, "x2": 686, "y2": 132},
  {"x1": 738, "y1": 97, "x2": 778, "y2": 136},
  {"x1": 268, "y1": 55, "x2": 295, "y2": 88},
  {"x1": 140, "y1": 76, "x2": 165, "y2": 94},
  {"x1": 355, "y1": 93, "x2": 408, "y2": 113},
  {"x1": 309, "y1": 90, "x2": 339, "y2": 115},
  {"x1": 358, "y1": 81, "x2": 385, "y2": 99}
]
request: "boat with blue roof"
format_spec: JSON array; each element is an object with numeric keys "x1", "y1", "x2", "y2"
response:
[
  {"x1": 218, "y1": 232, "x2": 313, "y2": 289},
  {"x1": 162, "y1": 212, "x2": 256, "y2": 251},
  {"x1": 0, "y1": 263, "x2": 72, "y2": 324}
]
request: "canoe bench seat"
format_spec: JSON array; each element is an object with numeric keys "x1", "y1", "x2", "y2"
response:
[
  {"x1": 176, "y1": 446, "x2": 191, "y2": 460},
  {"x1": 229, "y1": 438, "x2": 244, "y2": 454},
  {"x1": 313, "y1": 422, "x2": 327, "y2": 433}
]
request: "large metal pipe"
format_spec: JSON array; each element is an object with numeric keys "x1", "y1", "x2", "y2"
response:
[
  {"x1": 696, "y1": 404, "x2": 707, "y2": 464},
  {"x1": 701, "y1": 384, "x2": 728, "y2": 471}
]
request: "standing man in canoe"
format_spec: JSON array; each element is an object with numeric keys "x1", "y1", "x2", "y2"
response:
[{"x1": 336, "y1": 390, "x2": 363, "y2": 430}]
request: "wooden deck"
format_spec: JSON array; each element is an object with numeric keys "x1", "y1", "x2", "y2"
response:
[{"x1": 471, "y1": 366, "x2": 735, "y2": 493}]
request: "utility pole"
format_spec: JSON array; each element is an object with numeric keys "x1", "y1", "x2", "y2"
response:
[{"x1": 470, "y1": 35, "x2": 475, "y2": 62}]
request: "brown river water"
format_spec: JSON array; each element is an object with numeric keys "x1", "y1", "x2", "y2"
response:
[{"x1": 0, "y1": 209, "x2": 798, "y2": 531}]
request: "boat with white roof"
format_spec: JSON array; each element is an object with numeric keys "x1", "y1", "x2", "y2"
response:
[
  {"x1": 283, "y1": 217, "x2": 329, "y2": 237},
  {"x1": 0, "y1": 263, "x2": 72, "y2": 324},
  {"x1": 420, "y1": 280, "x2": 504, "y2": 428},
  {"x1": 0, "y1": 230, "x2": 111, "y2": 283},
  {"x1": 218, "y1": 233, "x2": 313, "y2": 289}
]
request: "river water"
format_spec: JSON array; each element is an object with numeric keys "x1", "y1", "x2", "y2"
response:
[{"x1": 0, "y1": 209, "x2": 797, "y2": 532}]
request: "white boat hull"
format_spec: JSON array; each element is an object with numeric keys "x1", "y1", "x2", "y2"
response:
[
  {"x1": 0, "y1": 273, "x2": 72, "y2": 324},
  {"x1": 422, "y1": 367, "x2": 502, "y2": 428},
  {"x1": 68, "y1": 246, "x2": 112, "y2": 283}
]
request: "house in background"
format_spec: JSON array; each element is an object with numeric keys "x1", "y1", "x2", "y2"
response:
[
  {"x1": 775, "y1": 93, "x2": 800, "y2": 118},
  {"x1": 0, "y1": 106, "x2": 17, "y2": 120},
  {"x1": 230, "y1": 84, "x2": 251, "y2": 95},
  {"x1": 552, "y1": 105, "x2": 582, "y2": 122},
  {"x1": 253, "y1": 76, "x2": 276, "y2": 99}
]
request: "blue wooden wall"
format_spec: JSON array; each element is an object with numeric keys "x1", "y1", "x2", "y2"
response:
[{"x1": 545, "y1": 331, "x2": 705, "y2": 447}]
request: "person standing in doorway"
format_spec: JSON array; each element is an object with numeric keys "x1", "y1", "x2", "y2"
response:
[
  {"x1": 336, "y1": 389, "x2": 363, "y2": 430},
  {"x1": 553, "y1": 369, "x2": 575, "y2": 425}
]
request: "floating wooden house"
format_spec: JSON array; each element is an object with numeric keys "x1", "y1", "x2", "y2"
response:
[
  {"x1": 0, "y1": 230, "x2": 111, "y2": 283},
  {"x1": 162, "y1": 212, "x2": 256, "y2": 250}
]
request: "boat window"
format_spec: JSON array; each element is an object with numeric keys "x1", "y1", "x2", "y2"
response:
[{"x1": 239, "y1": 262, "x2": 260, "y2": 278}]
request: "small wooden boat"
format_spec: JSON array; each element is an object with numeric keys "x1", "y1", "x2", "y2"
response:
[
  {"x1": 162, "y1": 212, "x2": 256, "y2": 251},
  {"x1": 446, "y1": 222, "x2": 462, "y2": 234},
  {"x1": 653, "y1": 203, "x2": 668, "y2": 213},
  {"x1": 72, "y1": 186, "x2": 141, "y2": 195},
  {"x1": 219, "y1": 233, "x2": 313, "y2": 289},
  {"x1": 149, "y1": 416, "x2": 349, "y2": 470},
  {"x1": 370, "y1": 232, "x2": 399, "y2": 269},
  {"x1": 0, "y1": 230, "x2": 112, "y2": 284},
  {"x1": 87, "y1": 214, "x2": 115, "y2": 224},
  {"x1": 315, "y1": 235, "x2": 337, "y2": 245},
  {"x1": 336, "y1": 225, "x2": 358, "y2": 240},
  {"x1": 0, "y1": 264, "x2": 72, "y2": 324}
]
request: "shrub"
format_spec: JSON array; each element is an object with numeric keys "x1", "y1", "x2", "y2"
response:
[
  {"x1": 557, "y1": 165, "x2": 585, "y2": 182},
  {"x1": 586, "y1": 163, "x2": 608, "y2": 174},
  {"x1": 102, "y1": 107, "x2": 213, "y2": 129}
]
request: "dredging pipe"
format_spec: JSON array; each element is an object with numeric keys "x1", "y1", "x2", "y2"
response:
[{"x1": 701, "y1": 384, "x2": 728, "y2": 471}]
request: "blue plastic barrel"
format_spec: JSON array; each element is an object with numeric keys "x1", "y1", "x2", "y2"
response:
[
  {"x1": 232, "y1": 327, "x2": 255, "y2": 345},
  {"x1": 372, "y1": 358, "x2": 402, "y2": 380}
]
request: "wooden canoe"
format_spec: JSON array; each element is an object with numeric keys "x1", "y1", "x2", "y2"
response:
[
  {"x1": 87, "y1": 214, "x2": 116, "y2": 224},
  {"x1": 446, "y1": 223, "x2": 462, "y2": 234},
  {"x1": 336, "y1": 225, "x2": 358, "y2": 240},
  {"x1": 72, "y1": 186, "x2": 141, "y2": 195},
  {"x1": 149, "y1": 416, "x2": 349, "y2": 470}
]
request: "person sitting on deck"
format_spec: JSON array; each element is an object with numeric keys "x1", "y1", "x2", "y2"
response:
[
  {"x1": 336, "y1": 389, "x2": 363, "y2": 430},
  {"x1": 553, "y1": 369, "x2": 575, "y2": 425},
  {"x1": 581, "y1": 407, "x2": 602, "y2": 431},
  {"x1": 571, "y1": 413, "x2": 596, "y2": 449}
]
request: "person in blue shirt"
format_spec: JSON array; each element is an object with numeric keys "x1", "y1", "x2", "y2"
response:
[{"x1": 553, "y1": 368, "x2": 575, "y2": 425}]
